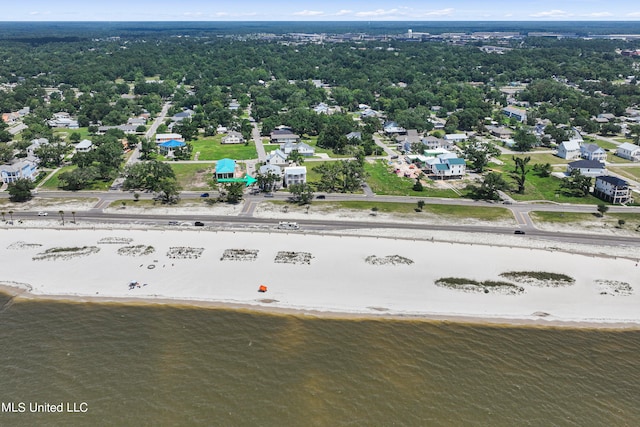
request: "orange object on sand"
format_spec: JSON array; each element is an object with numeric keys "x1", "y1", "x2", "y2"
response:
[{"x1": 258, "y1": 285, "x2": 268, "y2": 293}]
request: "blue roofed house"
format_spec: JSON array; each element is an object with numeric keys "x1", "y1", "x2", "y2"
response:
[
  {"x1": 215, "y1": 158, "x2": 237, "y2": 180},
  {"x1": 1, "y1": 159, "x2": 38, "y2": 184},
  {"x1": 158, "y1": 139, "x2": 186, "y2": 157},
  {"x1": 594, "y1": 176, "x2": 633, "y2": 204}
]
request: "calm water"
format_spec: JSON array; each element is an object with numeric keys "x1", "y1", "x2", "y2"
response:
[{"x1": 1, "y1": 293, "x2": 639, "y2": 426}]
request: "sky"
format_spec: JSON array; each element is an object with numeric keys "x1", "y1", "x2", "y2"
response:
[{"x1": 4, "y1": 0, "x2": 640, "y2": 22}]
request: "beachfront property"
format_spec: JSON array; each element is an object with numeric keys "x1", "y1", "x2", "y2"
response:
[
  {"x1": 615, "y1": 142, "x2": 640, "y2": 161},
  {"x1": 221, "y1": 131, "x2": 245, "y2": 145},
  {"x1": 156, "y1": 133, "x2": 184, "y2": 143},
  {"x1": 424, "y1": 155, "x2": 466, "y2": 179},
  {"x1": 502, "y1": 106, "x2": 527, "y2": 122},
  {"x1": 258, "y1": 164, "x2": 283, "y2": 190},
  {"x1": 566, "y1": 160, "x2": 607, "y2": 177},
  {"x1": 0, "y1": 159, "x2": 38, "y2": 184},
  {"x1": 76, "y1": 139, "x2": 93, "y2": 152},
  {"x1": 557, "y1": 140, "x2": 582, "y2": 160},
  {"x1": 270, "y1": 129, "x2": 300, "y2": 144},
  {"x1": 594, "y1": 176, "x2": 633, "y2": 204},
  {"x1": 215, "y1": 158, "x2": 237, "y2": 180},
  {"x1": 580, "y1": 143, "x2": 607, "y2": 161},
  {"x1": 283, "y1": 165, "x2": 307, "y2": 187}
]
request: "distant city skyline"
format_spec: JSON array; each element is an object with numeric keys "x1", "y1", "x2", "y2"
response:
[{"x1": 3, "y1": 0, "x2": 640, "y2": 22}]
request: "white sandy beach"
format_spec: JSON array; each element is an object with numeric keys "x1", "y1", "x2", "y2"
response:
[{"x1": 1, "y1": 226, "x2": 639, "y2": 328}]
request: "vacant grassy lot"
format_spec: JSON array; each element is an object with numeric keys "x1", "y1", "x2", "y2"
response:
[
  {"x1": 328, "y1": 201, "x2": 513, "y2": 221},
  {"x1": 363, "y1": 161, "x2": 460, "y2": 198},
  {"x1": 531, "y1": 211, "x2": 640, "y2": 230},
  {"x1": 170, "y1": 163, "x2": 216, "y2": 190},
  {"x1": 39, "y1": 165, "x2": 111, "y2": 191},
  {"x1": 609, "y1": 166, "x2": 640, "y2": 181},
  {"x1": 190, "y1": 135, "x2": 257, "y2": 160},
  {"x1": 489, "y1": 156, "x2": 601, "y2": 204},
  {"x1": 583, "y1": 136, "x2": 618, "y2": 151}
]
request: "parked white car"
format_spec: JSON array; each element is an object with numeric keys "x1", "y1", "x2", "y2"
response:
[{"x1": 37, "y1": 212, "x2": 48, "y2": 216}]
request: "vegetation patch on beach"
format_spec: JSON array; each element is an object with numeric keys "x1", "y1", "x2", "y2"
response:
[
  {"x1": 221, "y1": 249, "x2": 259, "y2": 261},
  {"x1": 595, "y1": 280, "x2": 633, "y2": 296},
  {"x1": 33, "y1": 246, "x2": 100, "y2": 261},
  {"x1": 365, "y1": 255, "x2": 414, "y2": 266},
  {"x1": 435, "y1": 277, "x2": 525, "y2": 295},
  {"x1": 98, "y1": 237, "x2": 134, "y2": 245},
  {"x1": 7, "y1": 241, "x2": 43, "y2": 250},
  {"x1": 167, "y1": 247, "x2": 204, "y2": 259},
  {"x1": 274, "y1": 251, "x2": 313, "y2": 265},
  {"x1": 117, "y1": 245, "x2": 155, "y2": 257},
  {"x1": 499, "y1": 271, "x2": 575, "y2": 287}
]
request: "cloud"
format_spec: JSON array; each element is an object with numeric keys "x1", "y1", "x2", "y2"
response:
[
  {"x1": 581, "y1": 12, "x2": 613, "y2": 17},
  {"x1": 335, "y1": 10, "x2": 353, "y2": 16},
  {"x1": 182, "y1": 12, "x2": 204, "y2": 17},
  {"x1": 529, "y1": 9, "x2": 572, "y2": 18},
  {"x1": 293, "y1": 10, "x2": 325, "y2": 16},
  {"x1": 626, "y1": 12, "x2": 640, "y2": 17},
  {"x1": 29, "y1": 11, "x2": 51, "y2": 16},
  {"x1": 421, "y1": 8, "x2": 454, "y2": 17},
  {"x1": 355, "y1": 9, "x2": 401, "y2": 17}
]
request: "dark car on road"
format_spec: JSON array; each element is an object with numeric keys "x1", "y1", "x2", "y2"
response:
[
  {"x1": 194, "y1": 221, "x2": 205, "y2": 226},
  {"x1": 514, "y1": 230, "x2": 526, "y2": 235},
  {"x1": 200, "y1": 193, "x2": 210, "y2": 198},
  {"x1": 316, "y1": 195, "x2": 326, "y2": 199}
]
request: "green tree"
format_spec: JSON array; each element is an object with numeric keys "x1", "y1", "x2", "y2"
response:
[
  {"x1": 286, "y1": 149, "x2": 304, "y2": 165},
  {"x1": 288, "y1": 183, "x2": 314, "y2": 205},
  {"x1": 532, "y1": 163, "x2": 552, "y2": 177},
  {"x1": 69, "y1": 132, "x2": 82, "y2": 143},
  {"x1": 467, "y1": 172, "x2": 508, "y2": 200},
  {"x1": 413, "y1": 177, "x2": 424, "y2": 192},
  {"x1": 561, "y1": 169, "x2": 592, "y2": 197},
  {"x1": 139, "y1": 138, "x2": 156, "y2": 160},
  {"x1": 462, "y1": 142, "x2": 501, "y2": 173},
  {"x1": 512, "y1": 129, "x2": 537, "y2": 152},
  {"x1": 7, "y1": 178, "x2": 35, "y2": 202},
  {"x1": 597, "y1": 204, "x2": 609, "y2": 217},
  {"x1": 58, "y1": 166, "x2": 99, "y2": 190},
  {"x1": 256, "y1": 170, "x2": 281, "y2": 193},
  {"x1": 511, "y1": 156, "x2": 531, "y2": 194},
  {"x1": 417, "y1": 200, "x2": 426, "y2": 211},
  {"x1": 122, "y1": 160, "x2": 177, "y2": 194},
  {"x1": 219, "y1": 182, "x2": 244, "y2": 204}
]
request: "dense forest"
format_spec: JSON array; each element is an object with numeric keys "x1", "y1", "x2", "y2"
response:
[{"x1": 1, "y1": 30, "x2": 639, "y2": 139}]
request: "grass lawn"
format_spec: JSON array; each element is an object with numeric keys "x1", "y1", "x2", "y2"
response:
[
  {"x1": 609, "y1": 166, "x2": 640, "y2": 181},
  {"x1": 606, "y1": 153, "x2": 632, "y2": 164},
  {"x1": 503, "y1": 153, "x2": 568, "y2": 166},
  {"x1": 189, "y1": 135, "x2": 257, "y2": 160},
  {"x1": 54, "y1": 127, "x2": 92, "y2": 141},
  {"x1": 531, "y1": 211, "x2": 640, "y2": 230},
  {"x1": 301, "y1": 135, "x2": 352, "y2": 159},
  {"x1": 170, "y1": 163, "x2": 216, "y2": 190},
  {"x1": 363, "y1": 160, "x2": 460, "y2": 198},
  {"x1": 329, "y1": 201, "x2": 513, "y2": 221},
  {"x1": 39, "y1": 165, "x2": 112, "y2": 191},
  {"x1": 489, "y1": 157, "x2": 601, "y2": 204},
  {"x1": 583, "y1": 136, "x2": 618, "y2": 150}
]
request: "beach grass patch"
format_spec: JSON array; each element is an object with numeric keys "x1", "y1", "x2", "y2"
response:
[
  {"x1": 499, "y1": 271, "x2": 575, "y2": 287},
  {"x1": 595, "y1": 280, "x2": 633, "y2": 296},
  {"x1": 221, "y1": 249, "x2": 258, "y2": 261},
  {"x1": 118, "y1": 245, "x2": 155, "y2": 257},
  {"x1": 365, "y1": 255, "x2": 414, "y2": 266},
  {"x1": 274, "y1": 251, "x2": 314, "y2": 265},
  {"x1": 435, "y1": 277, "x2": 524, "y2": 295},
  {"x1": 167, "y1": 247, "x2": 204, "y2": 259},
  {"x1": 33, "y1": 246, "x2": 100, "y2": 261}
]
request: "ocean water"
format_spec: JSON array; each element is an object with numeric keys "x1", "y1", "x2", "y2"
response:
[{"x1": 1, "y1": 294, "x2": 639, "y2": 426}]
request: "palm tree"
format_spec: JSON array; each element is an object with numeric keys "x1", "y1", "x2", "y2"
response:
[
  {"x1": 8, "y1": 210, "x2": 13, "y2": 221},
  {"x1": 58, "y1": 210, "x2": 65, "y2": 225},
  {"x1": 71, "y1": 211, "x2": 76, "y2": 224},
  {"x1": 1, "y1": 212, "x2": 5, "y2": 221}
]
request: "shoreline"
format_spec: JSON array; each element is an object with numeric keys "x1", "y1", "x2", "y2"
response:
[
  {"x1": 2, "y1": 227, "x2": 640, "y2": 330},
  {"x1": 2, "y1": 283, "x2": 640, "y2": 330}
]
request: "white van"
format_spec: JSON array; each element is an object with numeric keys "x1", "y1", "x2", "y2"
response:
[{"x1": 278, "y1": 221, "x2": 299, "y2": 230}]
